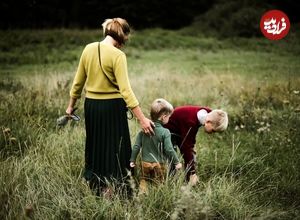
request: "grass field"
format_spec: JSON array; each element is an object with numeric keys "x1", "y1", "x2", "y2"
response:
[{"x1": 0, "y1": 28, "x2": 300, "y2": 219}]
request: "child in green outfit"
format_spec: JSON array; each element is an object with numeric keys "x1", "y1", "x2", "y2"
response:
[{"x1": 130, "y1": 98, "x2": 182, "y2": 193}]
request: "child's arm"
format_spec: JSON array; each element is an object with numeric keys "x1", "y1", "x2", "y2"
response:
[
  {"x1": 163, "y1": 129, "x2": 180, "y2": 165},
  {"x1": 130, "y1": 131, "x2": 143, "y2": 165}
]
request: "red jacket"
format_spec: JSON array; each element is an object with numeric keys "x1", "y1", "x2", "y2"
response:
[{"x1": 164, "y1": 105, "x2": 211, "y2": 174}]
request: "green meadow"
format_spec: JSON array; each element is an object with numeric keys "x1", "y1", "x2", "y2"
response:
[{"x1": 0, "y1": 28, "x2": 299, "y2": 219}]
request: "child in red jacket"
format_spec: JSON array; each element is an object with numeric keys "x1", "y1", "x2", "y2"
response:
[{"x1": 164, "y1": 106, "x2": 228, "y2": 185}]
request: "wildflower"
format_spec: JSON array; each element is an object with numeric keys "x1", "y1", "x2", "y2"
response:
[
  {"x1": 3, "y1": 127, "x2": 11, "y2": 134},
  {"x1": 9, "y1": 137, "x2": 17, "y2": 144},
  {"x1": 293, "y1": 90, "x2": 299, "y2": 94},
  {"x1": 283, "y1": 100, "x2": 290, "y2": 104},
  {"x1": 257, "y1": 125, "x2": 270, "y2": 133}
]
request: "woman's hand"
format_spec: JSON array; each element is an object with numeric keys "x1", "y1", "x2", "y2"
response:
[
  {"x1": 66, "y1": 97, "x2": 77, "y2": 115},
  {"x1": 66, "y1": 106, "x2": 74, "y2": 115},
  {"x1": 140, "y1": 117, "x2": 155, "y2": 135},
  {"x1": 131, "y1": 106, "x2": 155, "y2": 135}
]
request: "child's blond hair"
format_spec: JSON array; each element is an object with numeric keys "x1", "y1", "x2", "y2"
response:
[
  {"x1": 208, "y1": 109, "x2": 228, "y2": 131},
  {"x1": 150, "y1": 98, "x2": 173, "y2": 121}
]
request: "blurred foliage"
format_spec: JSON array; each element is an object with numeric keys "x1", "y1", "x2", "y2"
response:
[
  {"x1": 0, "y1": 0, "x2": 215, "y2": 29},
  {"x1": 0, "y1": 0, "x2": 299, "y2": 37},
  {"x1": 0, "y1": 26, "x2": 299, "y2": 68}
]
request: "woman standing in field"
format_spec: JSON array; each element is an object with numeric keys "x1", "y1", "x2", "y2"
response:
[{"x1": 66, "y1": 18, "x2": 154, "y2": 195}]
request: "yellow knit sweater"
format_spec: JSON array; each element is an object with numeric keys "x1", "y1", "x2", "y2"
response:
[{"x1": 70, "y1": 42, "x2": 139, "y2": 109}]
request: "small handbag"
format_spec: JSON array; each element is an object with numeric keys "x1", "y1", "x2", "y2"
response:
[{"x1": 57, "y1": 108, "x2": 80, "y2": 126}]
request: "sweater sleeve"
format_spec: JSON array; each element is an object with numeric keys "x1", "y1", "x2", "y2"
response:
[
  {"x1": 70, "y1": 48, "x2": 87, "y2": 99},
  {"x1": 163, "y1": 129, "x2": 180, "y2": 164},
  {"x1": 130, "y1": 132, "x2": 143, "y2": 162},
  {"x1": 113, "y1": 53, "x2": 139, "y2": 109}
]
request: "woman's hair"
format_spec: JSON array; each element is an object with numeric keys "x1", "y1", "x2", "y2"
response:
[
  {"x1": 150, "y1": 98, "x2": 173, "y2": 121},
  {"x1": 102, "y1": 18, "x2": 130, "y2": 45},
  {"x1": 208, "y1": 109, "x2": 228, "y2": 132}
]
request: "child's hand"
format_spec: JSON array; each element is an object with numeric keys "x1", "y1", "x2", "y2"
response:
[
  {"x1": 189, "y1": 174, "x2": 199, "y2": 186},
  {"x1": 175, "y1": 163, "x2": 182, "y2": 170},
  {"x1": 130, "y1": 162, "x2": 135, "y2": 168}
]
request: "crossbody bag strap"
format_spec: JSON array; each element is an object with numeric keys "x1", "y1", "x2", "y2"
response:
[
  {"x1": 98, "y1": 42, "x2": 134, "y2": 120},
  {"x1": 98, "y1": 42, "x2": 119, "y2": 89}
]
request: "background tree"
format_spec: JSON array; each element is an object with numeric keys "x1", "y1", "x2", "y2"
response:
[{"x1": 0, "y1": 0, "x2": 299, "y2": 38}]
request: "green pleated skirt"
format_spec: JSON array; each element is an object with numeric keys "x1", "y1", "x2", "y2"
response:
[{"x1": 83, "y1": 98, "x2": 132, "y2": 187}]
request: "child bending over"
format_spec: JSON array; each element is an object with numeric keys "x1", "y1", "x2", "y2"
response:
[{"x1": 164, "y1": 105, "x2": 228, "y2": 185}]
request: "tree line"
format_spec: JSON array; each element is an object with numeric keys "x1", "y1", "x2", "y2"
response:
[{"x1": 0, "y1": 0, "x2": 299, "y2": 31}]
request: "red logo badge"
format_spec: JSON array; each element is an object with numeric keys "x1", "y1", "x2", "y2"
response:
[{"x1": 260, "y1": 10, "x2": 290, "y2": 40}]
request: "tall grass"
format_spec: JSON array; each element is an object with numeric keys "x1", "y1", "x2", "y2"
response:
[{"x1": 0, "y1": 29, "x2": 300, "y2": 219}]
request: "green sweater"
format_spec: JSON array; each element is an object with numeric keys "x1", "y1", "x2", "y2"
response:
[
  {"x1": 130, "y1": 121, "x2": 180, "y2": 164},
  {"x1": 70, "y1": 42, "x2": 139, "y2": 109}
]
